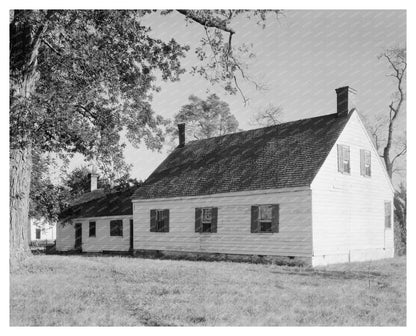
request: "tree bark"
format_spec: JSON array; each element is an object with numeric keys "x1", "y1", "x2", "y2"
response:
[
  {"x1": 10, "y1": 12, "x2": 47, "y2": 264},
  {"x1": 10, "y1": 145, "x2": 33, "y2": 263}
]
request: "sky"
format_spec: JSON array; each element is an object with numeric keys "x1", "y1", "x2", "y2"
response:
[{"x1": 69, "y1": 10, "x2": 406, "y2": 185}]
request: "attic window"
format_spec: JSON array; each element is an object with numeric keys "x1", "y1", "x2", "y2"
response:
[
  {"x1": 360, "y1": 149, "x2": 371, "y2": 177},
  {"x1": 384, "y1": 201, "x2": 392, "y2": 229},
  {"x1": 337, "y1": 144, "x2": 350, "y2": 174}
]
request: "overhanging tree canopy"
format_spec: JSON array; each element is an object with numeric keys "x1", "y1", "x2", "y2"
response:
[{"x1": 9, "y1": 9, "x2": 280, "y2": 261}]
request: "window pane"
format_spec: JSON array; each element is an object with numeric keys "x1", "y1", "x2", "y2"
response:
[
  {"x1": 202, "y1": 208, "x2": 212, "y2": 223},
  {"x1": 156, "y1": 210, "x2": 165, "y2": 232},
  {"x1": 260, "y1": 222, "x2": 272, "y2": 232},
  {"x1": 89, "y1": 222, "x2": 96, "y2": 237},
  {"x1": 385, "y1": 202, "x2": 392, "y2": 228},
  {"x1": 365, "y1": 151, "x2": 371, "y2": 176},
  {"x1": 259, "y1": 205, "x2": 272, "y2": 220},
  {"x1": 342, "y1": 146, "x2": 350, "y2": 173},
  {"x1": 36, "y1": 228, "x2": 41, "y2": 239},
  {"x1": 156, "y1": 210, "x2": 163, "y2": 221},
  {"x1": 202, "y1": 223, "x2": 212, "y2": 232}
]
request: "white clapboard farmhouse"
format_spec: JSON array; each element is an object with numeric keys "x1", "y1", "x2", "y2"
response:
[{"x1": 57, "y1": 86, "x2": 394, "y2": 266}]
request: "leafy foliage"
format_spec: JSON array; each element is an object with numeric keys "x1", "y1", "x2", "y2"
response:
[
  {"x1": 29, "y1": 151, "x2": 70, "y2": 223},
  {"x1": 168, "y1": 94, "x2": 240, "y2": 144},
  {"x1": 10, "y1": 10, "x2": 280, "y2": 255},
  {"x1": 63, "y1": 165, "x2": 142, "y2": 197},
  {"x1": 10, "y1": 9, "x2": 280, "y2": 177},
  {"x1": 11, "y1": 10, "x2": 189, "y2": 176}
]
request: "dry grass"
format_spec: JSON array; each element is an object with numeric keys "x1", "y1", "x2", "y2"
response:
[{"x1": 10, "y1": 255, "x2": 406, "y2": 326}]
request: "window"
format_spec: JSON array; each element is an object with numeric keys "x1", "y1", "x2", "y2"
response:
[
  {"x1": 202, "y1": 208, "x2": 213, "y2": 232},
  {"x1": 35, "y1": 228, "x2": 41, "y2": 240},
  {"x1": 89, "y1": 221, "x2": 96, "y2": 237},
  {"x1": 251, "y1": 204, "x2": 279, "y2": 233},
  {"x1": 360, "y1": 149, "x2": 371, "y2": 177},
  {"x1": 110, "y1": 220, "x2": 123, "y2": 236},
  {"x1": 195, "y1": 207, "x2": 218, "y2": 233},
  {"x1": 259, "y1": 205, "x2": 272, "y2": 232},
  {"x1": 337, "y1": 144, "x2": 350, "y2": 174},
  {"x1": 384, "y1": 201, "x2": 392, "y2": 229},
  {"x1": 156, "y1": 210, "x2": 166, "y2": 232},
  {"x1": 150, "y1": 209, "x2": 169, "y2": 232}
]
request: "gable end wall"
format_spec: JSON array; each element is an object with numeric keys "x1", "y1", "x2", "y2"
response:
[{"x1": 311, "y1": 111, "x2": 394, "y2": 266}]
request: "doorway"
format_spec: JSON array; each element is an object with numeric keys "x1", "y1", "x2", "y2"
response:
[{"x1": 74, "y1": 223, "x2": 82, "y2": 250}]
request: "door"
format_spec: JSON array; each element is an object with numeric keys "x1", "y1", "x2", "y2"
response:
[
  {"x1": 129, "y1": 219, "x2": 134, "y2": 251},
  {"x1": 74, "y1": 223, "x2": 82, "y2": 250}
]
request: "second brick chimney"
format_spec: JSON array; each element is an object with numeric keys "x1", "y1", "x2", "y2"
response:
[
  {"x1": 178, "y1": 123, "x2": 185, "y2": 148},
  {"x1": 90, "y1": 166, "x2": 98, "y2": 191},
  {"x1": 335, "y1": 86, "x2": 357, "y2": 116}
]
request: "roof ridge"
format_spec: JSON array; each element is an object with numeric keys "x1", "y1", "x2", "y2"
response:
[{"x1": 185, "y1": 112, "x2": 339, "y2": 145}]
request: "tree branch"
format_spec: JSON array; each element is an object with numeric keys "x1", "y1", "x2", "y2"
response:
[
  {"x1": 176, "y1": 10, "x2": 236, "y2": 35},
  {"x1": 41, "y1": 38, "x2": 62, "y2": 56}
]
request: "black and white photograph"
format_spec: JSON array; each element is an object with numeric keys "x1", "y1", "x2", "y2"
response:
[{"x1": 6, "y1": 2, "x2": 408, "y2": 327}]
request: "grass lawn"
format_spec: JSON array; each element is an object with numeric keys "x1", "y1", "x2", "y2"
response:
[{"x1": 10, "y1": 255, "x2": 406, "y2": 326}]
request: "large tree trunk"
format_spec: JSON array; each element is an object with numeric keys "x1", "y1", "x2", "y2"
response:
[
  {"x1": 9, "y1": 145, "x2": 33, "y2": 263},
  {"x1": 10, "y1": 12, "x2": 46, "y2": 264}
]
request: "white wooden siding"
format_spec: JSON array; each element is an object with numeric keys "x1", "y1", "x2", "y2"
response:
[
  {"x1": 56, "y1": 216, "x2": 132, "y2": 252},
  {"x1": 133, "y1": 189, "x2": 313, "y2": 257},
  {"x1": 56, "y1": 222, "x2": 75, "y2": 251},
  {"x1": 311, "y1": 111, "x2": 394, "y2": 265},
  {"x1": 30, "y1": 218, "x2": 56, "y2": 241}
]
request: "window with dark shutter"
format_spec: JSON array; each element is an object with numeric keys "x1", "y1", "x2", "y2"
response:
[
  {"x1": 384, "y1": 201, "x2": 392, "y2": 229},
  {"x1": 89, "y1": 221, "x2": 96, "y2": 237},
  {"x1": 110, "y1": 220, "x2": 123, "y2": 236},
  {"x1": 35, "y1": 228, "x2": 41, "y2": 240},
  {"x1": 195, "y1": 207, "x2": 218, "y2": 233},
  {"x1": 360, "y1": 149, "x2": 371, "y2": 177},
  {"x1": 337, "y1": 144, "x2": 350, "y2": 174},
  {"x1": 151, "y1": 209, "x2": 169, "y2": 232},
  {"x1": 259, "y1": 205, "x2": 272, "y2": 232},
  {"x1": 252, "y1": 204, "x2": 280, "y2": 233}
]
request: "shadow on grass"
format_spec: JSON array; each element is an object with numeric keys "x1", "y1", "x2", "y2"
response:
[{"x1": 270, "y1": 268, "x2": 384, "y2": 281}]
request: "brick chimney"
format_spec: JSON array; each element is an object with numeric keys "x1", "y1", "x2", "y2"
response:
[
  {"x1": 178, "y1": 123, "x2": 185, "y2": 148},
  {"x1": 335, "y1": 86, "x2": 357, "y2": 116},
  {"x1": 90, "y1": 166, "x2": 98, "y2": 191}
]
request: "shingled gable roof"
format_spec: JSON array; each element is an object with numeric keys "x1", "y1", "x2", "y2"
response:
[
  {"x1": 60, "y1": 187, "x2": 136, "y2": 221},
  {"x1": 132, "y1": 111, "x2": 354, "y2": 200}
]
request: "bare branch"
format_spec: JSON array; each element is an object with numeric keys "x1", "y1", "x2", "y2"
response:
[
  {"x1": 391, "y1": 144, "x2": 407, "y2": 166},
  {"x1": 176, "y1": 10, "x2": 236, "y2": 35},
  {"x1": 41, "y1": 38, "x2": 62, "y2": 56}
]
